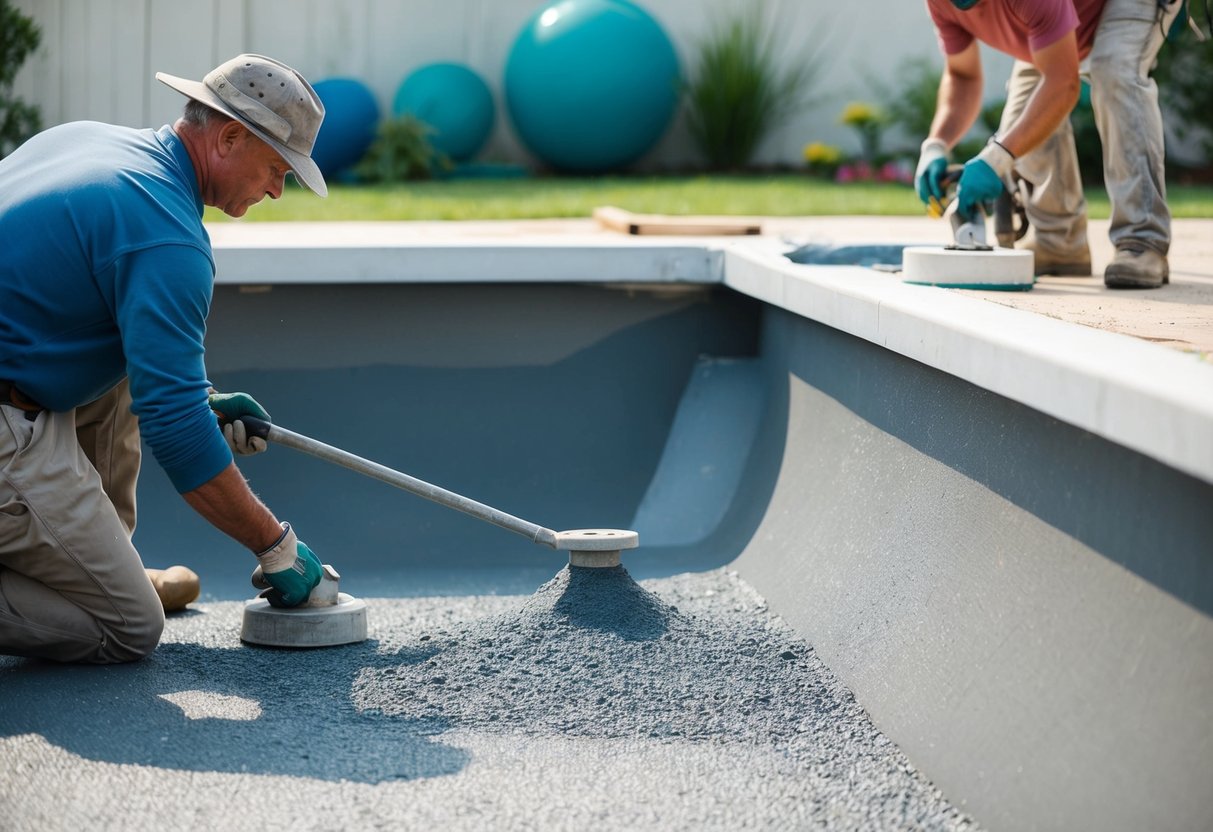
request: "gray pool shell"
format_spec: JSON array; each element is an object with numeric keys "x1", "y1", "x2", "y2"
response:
[
  {"x1": 3, "y1": 278, "x2": 1210, "y2": 831},
  {"x1": 135, "y1": 283, "x2": 769, "y2": 596}
]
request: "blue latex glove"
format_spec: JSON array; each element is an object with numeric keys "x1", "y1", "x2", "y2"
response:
[
  {"x1": 254, "y1": 523, "x2": 322, "y2": 608},
  {"x1": 914, "y1": 138, "x2": 950, "y2": 208},
  {"x1": 209, "y1": 390, "x2": 270, "y2": 455},
  {"x1": 956, "y1": 140, "x2": 1016, "y2": 222}
]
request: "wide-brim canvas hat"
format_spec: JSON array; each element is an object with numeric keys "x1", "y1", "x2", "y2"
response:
[{"x1": 157, "y1": 53, "x2": 328, "y2": 197}]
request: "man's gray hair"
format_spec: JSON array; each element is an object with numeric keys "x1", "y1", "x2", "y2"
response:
[{"x1": 181, "y1": 99, "x2": 222, "y2": 128}]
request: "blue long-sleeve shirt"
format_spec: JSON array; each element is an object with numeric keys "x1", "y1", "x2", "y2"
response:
[{"x1": 0, "y1": 121, "x2": 232, "y2": 493}]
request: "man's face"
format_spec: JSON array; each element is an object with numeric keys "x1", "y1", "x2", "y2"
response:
[{"x1": 211, "y1": 129, "x2": 289, "y2": 218}]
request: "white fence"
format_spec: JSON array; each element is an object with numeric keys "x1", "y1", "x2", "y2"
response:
[{"x1": 11, "y1": 0, "x2": 1026, "y2": 171}]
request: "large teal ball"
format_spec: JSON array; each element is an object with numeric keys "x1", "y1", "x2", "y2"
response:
[
  {"x1": 505, "y1": 0, "x2": 680, "y2": 173},
  {"x1": 393, "y1": 63, "x2": 496, "y2": 162},
  {"x1": 311, "y1": 78, "x2": 380, "y2": 178}
]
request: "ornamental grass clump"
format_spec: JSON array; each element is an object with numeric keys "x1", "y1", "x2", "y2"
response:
[
  {"x1": 354, "y1": 115, "x2": 452, "y2": 183},
  {"x1": 0, "y1": 0, "x2": 42, "y2": 159},
  {"x1": 684, "y1": 3, "x2": 820, "y2": 171}
]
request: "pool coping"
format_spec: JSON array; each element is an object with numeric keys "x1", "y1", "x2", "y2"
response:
[
  {"x1": 726, "y1": 240, "x2": 1213, "y2": 487},
  {"x1": 208, "y1": 221, "x2": 1213, "y2": 486}
]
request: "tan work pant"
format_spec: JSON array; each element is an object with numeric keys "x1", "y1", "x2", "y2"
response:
[
  {"x1": 1000, "y1": 0, "x2": 1181, "y2": 258},
  {"x1": 0, "y1": 380, "x2": 164, "y2": 663}
]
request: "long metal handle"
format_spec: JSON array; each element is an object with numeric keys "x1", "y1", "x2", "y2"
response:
[{"x1": 240, "y1": 417, "x2": 558, "y2": 549}]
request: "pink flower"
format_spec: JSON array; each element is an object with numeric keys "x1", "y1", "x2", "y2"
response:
[{"x1": 879, "y1": 160, "x2": 913, "y2": 184}]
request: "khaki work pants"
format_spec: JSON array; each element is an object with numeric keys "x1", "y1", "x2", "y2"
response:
[
  {"x1": 0, "y1": 380, "x2": 164, "y2": 663},
  {"x1": 1000, "y1": 0, "x2": 1181, "y2": 259}
]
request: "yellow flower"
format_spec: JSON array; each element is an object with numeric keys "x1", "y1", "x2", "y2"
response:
[
  {"x1": 803, "y1": 142, "x2": 841, "y2": 165},
  {"x1": 839, "y1": 101, "x2": 883, "y2": 127}
]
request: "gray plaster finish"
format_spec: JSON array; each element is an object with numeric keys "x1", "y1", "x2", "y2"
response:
[
  {"x1": 631, "y1": 356, "x2": 766, "y2": 547},
  {"x1": 132, "y1": 283, "x2": 763, "y2": 589},
  {"x1": 733, "y1": 308, "x2": 1213, "y2": 832},
  {"x1": 0, "y1": 568, "x2": 980, "y2": 832}
]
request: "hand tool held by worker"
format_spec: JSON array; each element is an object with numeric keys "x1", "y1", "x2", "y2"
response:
[
  {"x1": 254, "y1": 522, "x2": 322, "y2": 608},
  {"x1": 209, "y1": 390, "x2": 270, "y2": 455},
  {"x1": 915, "y1": 138, "x2": 950, "y2": 209},
  {"x1": 957, "y1": 140, "x2": 1016, "y2": 223}
]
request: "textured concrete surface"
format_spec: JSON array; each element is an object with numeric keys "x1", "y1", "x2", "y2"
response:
[
  {"x1": 0, "y1": 568, "x2": 980, "y2": 831},
  {"x1": 769, "y1": 216, "x2": 1213, "y2": 358}
]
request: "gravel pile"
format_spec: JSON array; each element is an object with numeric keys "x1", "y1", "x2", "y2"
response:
[{"x1": 354, "y1": 566, "x2": 979, "y2": 830}]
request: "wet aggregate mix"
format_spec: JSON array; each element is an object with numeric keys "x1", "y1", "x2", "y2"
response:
[
  {"x1": 365, "y1": 565, "x2": 856, "y2": 742},
  {"x1": 356, "y1": 566, "x2": 979, "y2": 828}
]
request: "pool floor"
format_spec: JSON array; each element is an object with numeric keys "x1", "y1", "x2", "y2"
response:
[{"x1": 0, "y1": 567, "x2": 980, "y2": 831}]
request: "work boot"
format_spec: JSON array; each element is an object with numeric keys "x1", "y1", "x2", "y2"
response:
[
  {"x1": 1104, "y1": 245, "x2": 1169, "y2": 289},
  {"x1": 1021, "y1": 239, "x2": 1092, "y2": 276},
  {"x1": 146, "y1": 565, "x2": 201, "y2": 612}
]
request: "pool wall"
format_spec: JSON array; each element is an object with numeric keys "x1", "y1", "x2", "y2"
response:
[
  {"x1": 136, "y1": 281, "x2": 766, "y2": 596},
  {"x1": 132, "y1": 227, "x2": 1212, "y2": 830},
  {"x1": 734, "y1": 306, "x2": 1213, "y2": 832}
]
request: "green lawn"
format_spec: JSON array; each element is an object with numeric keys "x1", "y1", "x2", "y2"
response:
[{"x1": 205, "y1": 175, "x2": 1213, "y2": 223}]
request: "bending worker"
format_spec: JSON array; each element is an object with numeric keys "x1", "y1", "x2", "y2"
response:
[
  {"x1": 0, "y1": 54, "x2": 326, "y2": 664},
  {"x1": 915, "y1": 0, "x2": 1183, "y2": 288}
]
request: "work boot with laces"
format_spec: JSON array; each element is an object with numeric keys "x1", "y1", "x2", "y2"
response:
[
  {"x1": 1104, "y1": 244, "x2": 1169, "y2": 289},
  {"x1": 1021, "y1": 239, "x2": 1092, "y2": 276}
]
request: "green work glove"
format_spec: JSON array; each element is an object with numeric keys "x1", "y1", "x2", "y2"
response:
[
  {"x1": 915, "y1": 138, "x2": 950, "y2": 209},
  {"x1": 209, "y1": 390, "x2": 270, "y2": 456},
  {"x1": 956, "y1": 139, "x2": 1016, "y2": 222},
  {"x1": 254, "y1": 523, "x2": 322, "y2": 608}
]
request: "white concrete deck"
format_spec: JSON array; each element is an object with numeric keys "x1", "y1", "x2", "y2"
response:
[{"x1": 208, "y1": 216, "x2": 1213, "y2": 355}]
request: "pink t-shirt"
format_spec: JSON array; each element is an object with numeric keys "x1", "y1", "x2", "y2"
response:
[{"x1": 925, "y1": 0, "x2": 1107, "y2": 61}]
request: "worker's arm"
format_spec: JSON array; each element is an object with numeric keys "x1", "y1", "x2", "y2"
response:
[
  {"x1": 929, "y1": 41, "x2": 985, "y2": 148},
  {"x1": 916, "y1": 42, "x2": 984, "y2": 206},
  {"x1": 182, "y1": 461, "x2": 282, "y2": 551},
  {"x1": 183, "y1": 462, "x2": 322, "y2": 607},
  {"x1": 110, "y1": 243, "x2": 318, "y2": 605},
  {"x1": 954, "y1": 32, "x2": 1081, "y2": 220},
  {"x1": 995, "y1": 31, "x2": 1081, "y2": 158}
]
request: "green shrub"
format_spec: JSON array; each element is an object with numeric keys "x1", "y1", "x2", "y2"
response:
[
  {"x1": 0, "y1": 0, "x2": 42, "y2": 159},
  {"x1": 875, "y1": 56, "x2": 941, "y2": 153},
  {"x1": 1155, "y1": 14, "x2": 1213, "y2": 166},
  {"x1": 353, "y1": 115, "x2": 452, "y2": 183},
  {"x1": 872, "y1": 55, "x2": 1001, "y2": 160},
  {"x1": 1067, "y1": 83, "x2": 1104, "y2": 186},
  {"x1": 683, "y1": 3, "x2": 820, "y2": 171}
]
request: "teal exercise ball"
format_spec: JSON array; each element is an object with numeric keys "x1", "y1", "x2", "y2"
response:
[
  {"x1": 393, "y1": 63, "x2": 495, "y2": 162},
  {"x1": 505, "y1": 0, "x2": 680, "y2": 173},
  {"x1": 311, "y1": 78, "x2": 380, "y2": 178}
]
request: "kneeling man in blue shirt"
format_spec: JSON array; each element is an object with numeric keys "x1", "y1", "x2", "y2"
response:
[{"x1": 0, "y1": 54, "x2": 329, "y2": 663}]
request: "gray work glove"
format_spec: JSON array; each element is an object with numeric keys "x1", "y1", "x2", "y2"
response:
[
  {"x1": 209, "y1": 390, "x2": 270, "y2": 456},
  {"x1": 252, "y1": 523, "x2": 322, "y2": 608},
  {"x1": 915, "y1": 138, "x2": 951, "y2": 210}
]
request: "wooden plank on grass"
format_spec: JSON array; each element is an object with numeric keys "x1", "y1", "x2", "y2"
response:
[{"x1": 593, "y1": 206, "x2": 762, "y2": 236}]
